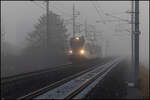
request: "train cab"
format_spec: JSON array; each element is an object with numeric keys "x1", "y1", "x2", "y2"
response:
[{"x1": 68, "y1": 35, "x2": 87, "y2": 63}]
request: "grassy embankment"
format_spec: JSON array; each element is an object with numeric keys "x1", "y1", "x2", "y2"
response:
[{"x1": 139, "y1": 64, "x2": 149, "y2": 99}]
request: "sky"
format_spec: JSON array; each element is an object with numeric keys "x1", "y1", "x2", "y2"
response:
[{"x1": 1, "y1": 1, "x2": 149, "y2": 68}]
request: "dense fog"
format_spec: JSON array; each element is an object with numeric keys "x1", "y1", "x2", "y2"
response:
[{"x1": 1, "y1": 1, "x2": 149, "y2": 77}]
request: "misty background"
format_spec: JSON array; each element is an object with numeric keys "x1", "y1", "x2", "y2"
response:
[{"x1": 1, "y1": 1, "x2": 149, "y2": 77}]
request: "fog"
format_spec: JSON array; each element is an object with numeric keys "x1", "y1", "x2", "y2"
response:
[{"x1": 1, "y1": 1, "x2": 149, "y2": 77}]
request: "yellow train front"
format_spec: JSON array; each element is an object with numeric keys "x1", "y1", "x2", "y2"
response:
[{"x1": 68, "y1": 36, "x2": 87, "y2": 63}]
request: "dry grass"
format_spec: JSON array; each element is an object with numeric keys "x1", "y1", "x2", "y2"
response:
[{"x1": 139, "y1": 64, "x2": 149, "y2": 99}]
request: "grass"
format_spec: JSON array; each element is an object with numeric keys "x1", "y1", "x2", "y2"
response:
[{"x1": 139, "y1": 64, "x2": 149, "y2": 99}]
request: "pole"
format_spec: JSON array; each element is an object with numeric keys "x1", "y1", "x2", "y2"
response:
[
  {"x1": 46, "y1": 0, "x2": 49, "y2": 48},
  {"x1": 78, "y1": 24, "x2": 81, "y2": 33},
  {"x1": 134, "y1": 0, "x2": 140, "y2": 86},
  {"x1": 105, "y1": 40, "x2": 109, "y2": 57},
  {"x1": 84, "y1": 19, "x2": 88, "y2": 39},
  {"x1": 131, "y1": 0, "x2": 135, "y2": 84},
  {"x1": 73, "y1": 4, "x2": 75, "y2": 37},
  {"x1": 93, "y1": 28, "x2": 97, "y2": 54},
  {"x1": 131, "y1": 0, "x2": 134, "y2": 65}
]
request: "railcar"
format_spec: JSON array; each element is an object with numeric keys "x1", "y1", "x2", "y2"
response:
[{"x1": 68, "y1": 36, "x2": 87, "y2": 63}]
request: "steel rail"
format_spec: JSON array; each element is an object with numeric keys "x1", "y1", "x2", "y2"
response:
[
  {"x1": 17, "y1": 62, "x2": 101, "y2": 99},
  {"x1": 2, "y1": 58, "x2": 100, "y2": 83},
  {"x1": 2, "y1": 58, "x2": 101, "y2": 85},
  {"x1": 64, "y1": 58, "x2": 122, "y2": 99},
  {"x1": 17, "y1": 61, "x2": 101, "y2": 100},
  {"x1": 1, "y1": 63, "x2": 72, "y2": 84},
  {"x1": 19, "y1": 58, "x2": 121, "y2": 99}
]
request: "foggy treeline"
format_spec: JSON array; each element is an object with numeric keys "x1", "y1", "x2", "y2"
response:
[{"x1": 1, "y1": 11, "x2": 69, "y2": 77}]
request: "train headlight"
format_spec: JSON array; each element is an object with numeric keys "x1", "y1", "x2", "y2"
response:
[
  {"x1": 80, "y1": 49, "x2": 85, "y2": 55},
  {"x1": 75, "y1": 37, "x2": 79, "y2": 40},
  {"x1": 69, "y1": 50, "x2": 73, "y2": 54}
]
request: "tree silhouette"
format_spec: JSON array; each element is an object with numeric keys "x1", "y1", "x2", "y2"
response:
[
  {"x1": 27, "y1": 11, "x2": 68, "y2": 51},
  {"x1": 22, "y1": 11, "x2": 69, "y2": 67}
]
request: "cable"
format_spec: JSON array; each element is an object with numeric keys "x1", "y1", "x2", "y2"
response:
[
  {"x1": 91, "y1": 2, "x2": 106, "y2": 24},
  {"x1": 94, "y1": 1, "x2": 129, "y2": 23},
  {"x1": 54, "y1": 3, "x2": 72, "y2": 14},
  {"x1": 94, "y1": 1, "x2": 130, "y2": 24},
  {"x1": 31, "y1": 1, "x2": 72, "y2": 18},
  {"x1": 105, "y1": 13, "x2": 130, "y2": 23},
  {"x1": 52, "y1": 6, "x2": 72, "y2": 17},
  {"x1": 94, "y1": 1, "x2": 105, "y2": 16},
  {"x1": 31, "y1": 1, "x2": 45, "y2": 10},
  {"x1": 108, "y1": 12, "x2": 128, "y2": 15}
]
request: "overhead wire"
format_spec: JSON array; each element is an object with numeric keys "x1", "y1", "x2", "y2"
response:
[
  {"x1": 31, "y1": 1, "x2": 73, "y2": 18},
  {"x1": 52, "y1": 6, "x2": 72, "y2": 17},
  {"x1": 105, "y1": 13, "x2": 130, "y2": 23},
  {"x1": 53, "y1": 3, "x2": 72, "y2": 14},
  {"x1": 94, "y1": 1, "x2": 129, "y2": 23},
  {"x1": 90, "y1": 1, "x2": 106, "y2": 24},
  {"x1": 94, "y1": 1, "x2": 105, "y2": 16},
  {"x1": 31, "y1": 1, "x2": 45, "y2": 10}
]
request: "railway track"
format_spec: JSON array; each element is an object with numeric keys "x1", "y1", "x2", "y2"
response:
[
  {"x1": 18, "y1": 63, "x2": 98, "y2": 99},
  {"x1": 1, "y1": 58, "x2": 111, "y2": 99},
  {"x1": 1, "y1": 58, "x2": 102, "y2": 84},
  {"x1": 1, "y1": 63, "x2": 72, "y2": 84},
  {"x1": 18, "y1": 57, "x2": 122, "y2": 99}
]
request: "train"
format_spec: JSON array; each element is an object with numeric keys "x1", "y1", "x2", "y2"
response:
[
  {"x1": 68, "y1": 35, "x2": 86, "y2": 63},
  {"x1": 67, "y1": 33, "x2": 102, "y2": 63}
]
